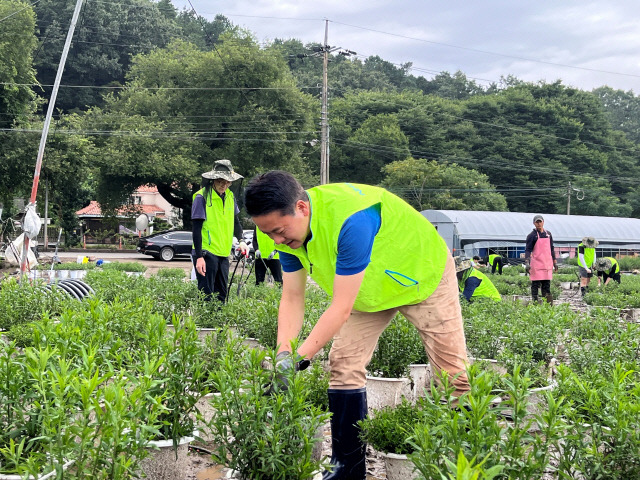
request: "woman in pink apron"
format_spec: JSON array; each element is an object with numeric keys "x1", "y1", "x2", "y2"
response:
[{"x1": 524, "y1": 215, "x2": 558, "y2": 304}]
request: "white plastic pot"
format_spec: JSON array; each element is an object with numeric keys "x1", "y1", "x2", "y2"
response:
[
  {"x1": 381, "y1": 452, "x2": 417, "y2": 480},
  {"x1": 139, "y1": 431, "x2": 197, "y2": 480},
  {"x1": 366, "y1": 375, "x2": 411, "y2": 413},
  {"x1": 408, "y1": 364, "x2": 431, "y2": 402},
  {"x1": 0, "y1": 459, "x2": 74, "y2": 480}
]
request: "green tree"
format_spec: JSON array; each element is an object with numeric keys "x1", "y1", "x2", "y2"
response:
[
  {"x1": 381, "y1": 157, "x2": 508, "y2": 211},
  {"x1": 331, "y1": 114, "x2": 410, "y2": 184},
  {"x1": 88, "y1": 36, "x2": 316, "y2": 224},
  {"x1": 33, "y1": 0, "x2": 178, "y2": 112},
  {"x1": 593, "y1": 86, "x2": 640, "y2": 144},
  {"x1": 551, "y1": 176, "x2": 632, "y2": 217},
  {"x1": 0, "y1": 0, "x2": 38, "y2": 129}
]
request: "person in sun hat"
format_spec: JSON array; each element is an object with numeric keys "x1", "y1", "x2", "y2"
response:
[
  {"x1": 577, "y1": 236, "x2": 599, "y2": 297},
  {"x1": 595, "y1": 256, "x2": 620, "y2": 286},
  {"x1": 455, "y1": 256, "x2": 501, "y2": 302},
  {"x1": 191, "y1": 159, "x2": 248, "y2": 303},
  {"x1": 244, "y1": 171, "x2": 471, "y2": 480},
  {"x1": 524, "y1": 214, "x2": 557, "y2": 304}
]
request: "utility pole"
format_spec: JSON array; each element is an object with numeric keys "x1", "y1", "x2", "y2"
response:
[
  {"x1": 564, "y1": 181, "x2": 585, "y2": 215},
  {"x1": 291, "y1": 22, "x2": 355, "y2": 185},
  {"x1": 320, "y1": 20, "x2": 329, "y2": 185}
]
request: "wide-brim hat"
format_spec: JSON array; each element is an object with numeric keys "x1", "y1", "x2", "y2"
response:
[
  {"x1": 582, "y1": 236, "x2": 599, "y2": 248},
  {"x1": 595, "y1": 257, "x2": 611, "y2": 272},
  {"x1": 454, "y1": 257, "x2": 473, "y2": 273},
  {"x1": 202, "y1": 159, "x2": 243, "y2": 182}
]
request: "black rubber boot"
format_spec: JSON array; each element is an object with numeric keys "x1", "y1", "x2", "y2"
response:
[
  {"x1": 545, "y1": 294, "x2": 553, "y2": 306},
  {"x1": 322, "y1": 388, "x2": 367, "y2": 480}
]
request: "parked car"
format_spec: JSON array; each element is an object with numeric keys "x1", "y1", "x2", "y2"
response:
[{"x1": 137, "y1": 230, "x2": 193, "y2": 262}]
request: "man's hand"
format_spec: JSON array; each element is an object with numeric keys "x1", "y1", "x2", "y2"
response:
[
  {"x1": 267, "y1": 250, "x2": 276, "y2": 260},
  {"x1": 554, "y1": 262, "x2": 558, "y2": 273},
  {"x1": 255, "y1": 249, "x2": 261, "y2": 259},
  {"x1": 525, "y1": 263, "x2": 531, "y2": 274},
  {"x1": 238, "y1": 241, "x2": 249, "y2": 258},
  {"x1": 196, "y1": 256, "x2": 206, "y2": 276},
  {"x1": 586, "y1": 268, "x2": 592, "y2": 274},
  {"x1": 264, "y1": 351, "x2": 310, "y2": 395}
]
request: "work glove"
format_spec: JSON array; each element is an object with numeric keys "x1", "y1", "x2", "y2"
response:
[
  {"x1": 267, "y1": 250, "x2": 276, "y2": 260},
  {"x1": 554, "y1": 263, "x2": 558, "y2": 273},
  {"x1": 586, "y1": 268, "x2": 592, "y2": 274},
  {"x1": 524, "y1": 264, "x2": 531, "y2": 274},
  {"x1": 238, "y1": 241, "x2": 249, "y2": 258},
  {"x1": 264, "y1": 351, "x2": 310, "y2": 395},
  {"x1": 255, "y1": 249, "x2": 262, "y2": 259}
]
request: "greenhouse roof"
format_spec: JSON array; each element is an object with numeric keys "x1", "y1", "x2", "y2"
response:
[{"x1": 421, "y1": 210, "x2": 640, "y2": 245}]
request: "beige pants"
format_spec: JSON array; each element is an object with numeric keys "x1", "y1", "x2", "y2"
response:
[{"x1": 328, "y1": 254, "x2": 470, "y2": 397}]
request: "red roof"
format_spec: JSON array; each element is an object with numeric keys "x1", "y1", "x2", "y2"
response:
[
  {"x1": 76, "y1": 201, "x2": 165, "y2": 218},
  {"x1": 135, "y1": 185, "x2": 158, "y2": 193}
]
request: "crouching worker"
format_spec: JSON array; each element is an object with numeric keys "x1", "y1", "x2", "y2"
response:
[
  {"x1": 245, "y1": 171, "x2": 470, "y2": 480},
  {"x1": 456, "y1": 257, "x2": 502, "y2": 302},
  {"x1": 595, "y1": 257, "x2": 621, "y2": 286}
]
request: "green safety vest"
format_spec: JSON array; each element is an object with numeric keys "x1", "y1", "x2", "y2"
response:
[
  {"x1": 192, "y1": 188, "x2": 235, "y2": 257},
  {"x1": 603, "y1": 257, "x2": 620, "y2": 274},
  {"x1": 255, "y1": 226, "x2": 279, "y2": 260},
  {"x1": 578, "y1": 243, "x2": 596, "y2": 269},
  {"x1": 459, "y1": 268, "x2": 502, "y2": 302},
  {"x1": 488, "y1": 254, "x2": 500, "y2": 265},
  {"x1": 276, "y1": 183, "x2": 448, "y2": 312}
]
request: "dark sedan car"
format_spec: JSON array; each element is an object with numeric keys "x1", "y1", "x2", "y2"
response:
[{"x1": 137, "y1": 230, "x2": 193, "y2": 261}]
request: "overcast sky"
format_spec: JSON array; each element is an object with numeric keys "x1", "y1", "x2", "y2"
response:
[{"x1": 173, "y1": 0, "x2": 640, "y2": 93}]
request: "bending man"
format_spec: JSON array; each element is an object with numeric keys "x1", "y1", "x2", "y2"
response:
[
  {"x1": 245, "y1": 171, "x2": 470, "y2": 480},
  {"x1": 456, "y1": 257, "x2": 502, "y2": 302}
]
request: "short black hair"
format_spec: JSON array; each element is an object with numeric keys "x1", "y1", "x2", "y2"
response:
[
  {"x1": 473, "y1": 256, "x2": 480, "y2": 261},
  {"x1": 244, "y1": 171, "x2": 307, "y2": 217}
]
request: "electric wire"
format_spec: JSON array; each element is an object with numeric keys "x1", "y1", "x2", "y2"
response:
[{"x1": 0, "y1": 0, "x2": 42, "y2": 23}]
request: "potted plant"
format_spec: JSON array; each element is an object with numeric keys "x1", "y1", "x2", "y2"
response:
[
  {"x1": 136, "y1": 316, "x2": 207, "y2": 480},
  {"x1": 366, "y1": 315, "x2": 426, "y2": 411},
  {"x1": 205, "y1": 345, "x2": 330, "y2": 479},
  {"x1": 358, "y1": 399, "x2": 423, "y2": 480}
]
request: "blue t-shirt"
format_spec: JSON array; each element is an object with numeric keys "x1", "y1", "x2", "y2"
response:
[{"x1": 279, "y1": 204, "x2": 382, "y2": 276}]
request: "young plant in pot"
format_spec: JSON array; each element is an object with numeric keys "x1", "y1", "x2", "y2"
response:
[
  {"x1": 206, "y1": 344, "x2": 330, "y2": 479},
  {"x1": 135, "y1": 316, "x2": 207, "y2": 480},
  {"x1": 366, "y1": 315, "x2": 426, "y2": 410},
  {"x1": 358, "y1": 398, "x2": 424, "y2": 480}
]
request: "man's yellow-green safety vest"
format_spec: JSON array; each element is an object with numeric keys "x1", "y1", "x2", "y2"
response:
[
  {"x1": 192, "y1": 188, "x2": 235, "y2": 257},
  {"x1": 459, "y1": 268, "x2": 502, "y2": 302},
  {"x1": 577, "y1": 243, "x2": 596, "y2": 269},
  {"x1": 255, "y1": 226, "x2": 279, "y2": 260},
  {"x1": 488, "y1": 254, "x2": 500, "y2": 265},
  {"x1": 602, "y1": 257, "x2": 620, "y2": 274},
  {"x1": 276, "y1": 183, "x2": 448, "y2": 312}
]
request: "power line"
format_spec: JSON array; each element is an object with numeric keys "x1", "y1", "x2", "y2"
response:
[
  {"x1": 329, "y1": 19, "x2": 640, "y2": 80},
  {"x1": 0, "y1": 82, "x2": 320, "y2": 91},
  {"x1": 0, "y1": 0, "x2": 42, "y2": 23}
]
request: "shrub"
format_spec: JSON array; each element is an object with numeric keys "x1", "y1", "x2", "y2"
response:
[{"x1": 206, "y1": 346, "x2": 330, "y2": 479}]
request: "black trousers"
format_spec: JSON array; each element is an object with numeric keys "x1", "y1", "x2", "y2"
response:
[
  {"x1": 192, "y1": 253, "x2": 229, "y2": 303},
  {"x1": 491, "y1": 257, "x2": 504, "y2": 275},
  {"x1": 255, "y1": 258, "x2": 283, "y2": 285},
  {"x1": 602, "y1": 272, "x2": 621, "y2": 284},
  {"x1": 531, "y1": 280, "x2": 551, "y2": 299}
]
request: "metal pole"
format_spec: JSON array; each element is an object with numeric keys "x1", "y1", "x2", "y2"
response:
[
  {"x1": 320, "y1": 19, "x2": 329, "y2": 185},
  {"x1": 44, "y1": 180, "x2": 48, "y2": 250},
  {"x1": 20, "y1": 0, "x2": 85, "y2": 277},
  {"x1": 567, "y1": 181, "x2": 571, "y2": 215}
]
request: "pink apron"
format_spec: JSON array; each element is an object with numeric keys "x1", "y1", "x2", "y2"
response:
[{"x1": 530, "y1": 231, "x2": 553, "y2": 281}]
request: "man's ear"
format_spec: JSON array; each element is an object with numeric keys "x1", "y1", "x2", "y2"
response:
[{"x1": 297, "y1": 200, "x2": 310, "y2": 217}]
